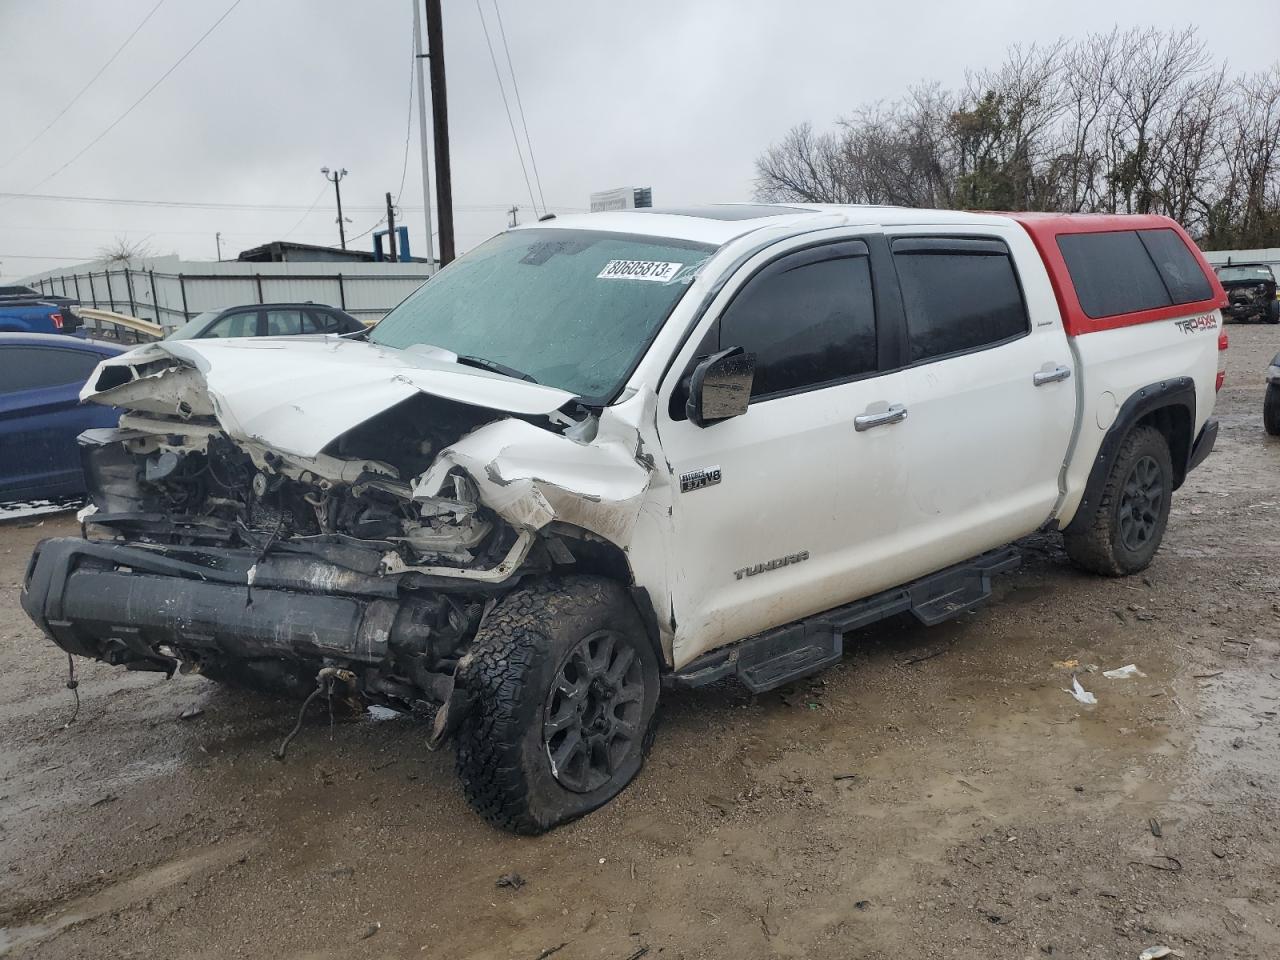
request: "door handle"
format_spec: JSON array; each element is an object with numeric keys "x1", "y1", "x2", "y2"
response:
[
  {"x1": 854, "y1": 403, "x2": 908, "y2": 432},
  {"x1": 1033, "y1": 364, "x2": 1072, "y2": 386}
]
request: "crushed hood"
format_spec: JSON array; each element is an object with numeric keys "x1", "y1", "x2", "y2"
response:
[{"x1": 82, "y1": 336, "x2": 578, "y2": 458}]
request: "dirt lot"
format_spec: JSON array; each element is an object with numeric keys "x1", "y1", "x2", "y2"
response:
[{"x1": 2, "y1": 326, "x2": 1278, "y2": 960}]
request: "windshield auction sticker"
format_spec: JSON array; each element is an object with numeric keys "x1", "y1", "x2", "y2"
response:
[{"x1": 596, "y1": 260, "x2": 684, "y2": 282}]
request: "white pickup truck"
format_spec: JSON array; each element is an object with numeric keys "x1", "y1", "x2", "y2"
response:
[{"x1": 22, "y1": 204, "x2": 1226, "y2": 833}]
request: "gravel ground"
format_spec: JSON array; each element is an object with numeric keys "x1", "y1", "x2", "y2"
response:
[{"x1": 1, "y1": 325, "x2": 1278, "y2": 960}]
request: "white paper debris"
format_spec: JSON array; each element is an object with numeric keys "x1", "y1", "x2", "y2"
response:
[
  {"x1": 1103, "y1": 664, "x2": 1146, "y2": 679},
  {"x1": 366, "y1": 705, "x2": 403, "y2": 722},
  {"x1": 1066, "y1": 676, "x2": 1097, "y2": 705},
  {"x1": 1138, "y1": 947, "x2": 1183, "y2": 960}
]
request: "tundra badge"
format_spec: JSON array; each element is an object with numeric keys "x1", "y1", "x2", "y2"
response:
[{"x1": 734, "y1": 551, "x2": 810, "y2": 580}]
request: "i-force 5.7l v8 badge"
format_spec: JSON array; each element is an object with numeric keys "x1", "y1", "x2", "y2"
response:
[{"x1": 680, "y1": 466, "x2": 721, "y2": 493}]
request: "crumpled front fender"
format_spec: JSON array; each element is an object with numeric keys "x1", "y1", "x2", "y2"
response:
[{"x1": 414, "y1": 391, "x2": 657, "y2": 546}]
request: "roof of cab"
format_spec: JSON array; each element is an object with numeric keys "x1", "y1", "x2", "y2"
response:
[{"x1": 518, "y1": 203, "x2": 1019, "y2": 247}]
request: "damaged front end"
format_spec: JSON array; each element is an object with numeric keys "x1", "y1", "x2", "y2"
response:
[{"x1": 20, "y1": 339, "x2": 655, "y2": 726}]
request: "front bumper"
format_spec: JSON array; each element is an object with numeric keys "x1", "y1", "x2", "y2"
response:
[{"x1": 21, "y1": 537, "x2": 457, "y2": 697}]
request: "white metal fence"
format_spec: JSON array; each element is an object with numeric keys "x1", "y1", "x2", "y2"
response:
[{"x1": 23, "y1": 255, "x2": 435, "y2": 333}]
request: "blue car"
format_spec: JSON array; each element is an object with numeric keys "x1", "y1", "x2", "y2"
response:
[{"x1": 0, "y1": 333, "x2": 124, "y2": 503}]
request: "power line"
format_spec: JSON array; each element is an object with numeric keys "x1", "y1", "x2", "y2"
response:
[
  {"x1": 0, "y1": 253, "x2": 96, "y2": 261},
  {"x1": 474, "y1": 0, "x2": 539, "y2": 217},
  {"x1": 16, "y1": 0, "x2": 246, "y2": 194},
  {"x1": 280, "y1": 184, "x2": 331, "y2": 240},
  {"x1": 492, "y1": 0, "x2": 547, "y2": 215},
  {"x1": 0, "y1": 189, "x2": 586, "y2": 213},
  {"x1": 1, "y1": 0, "x2": 169, "y2": 170},
  {"x1": 346, "y1": 216, "x2": 387, "y2": 245}
]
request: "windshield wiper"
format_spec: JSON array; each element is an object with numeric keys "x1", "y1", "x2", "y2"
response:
[{"x1": 457, "y1": 354, "x2": 539, "y2": 384}]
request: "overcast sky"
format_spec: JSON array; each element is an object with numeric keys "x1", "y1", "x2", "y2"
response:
[{"x1": 1, "y1": 0, "x2": 1277, "y2": 281}]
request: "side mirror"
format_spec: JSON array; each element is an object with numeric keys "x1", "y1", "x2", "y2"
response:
[{"x1": 686, "y1": 347, "x2": 755, "y2": 428}]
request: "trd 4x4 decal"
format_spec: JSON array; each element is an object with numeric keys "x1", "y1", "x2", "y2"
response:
[{"x1": 1174, "y1": 314, "x2": 1217, "y2": 334}]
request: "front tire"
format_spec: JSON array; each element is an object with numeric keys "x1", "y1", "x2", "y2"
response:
[
  {"x1": 1265, "y1": 384, "x2": 1280, "y2": 436},
  {"x1": 454, "y1": 576, "x2": 660, "y2": 834},
  {"x1": 1065, "y1": 425, "x2": 1173, "y2": 577}
]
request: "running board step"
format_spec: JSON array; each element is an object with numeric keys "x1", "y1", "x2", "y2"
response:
[
  {"x1": 668, "y1": 547, "x2": 1020, "y2": 692},
  {"x1": 736, "y1": 624, "x2": 843, "y2": 694}
]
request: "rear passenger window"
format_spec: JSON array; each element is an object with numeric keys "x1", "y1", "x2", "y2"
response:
[
  {"x1": 891, "y1": 238, "x2": 1029, "y2": 363},
  {"x1": 1138, "y1": 229, "x2": 1214, "y2": 304},
  {"x1": 720, "y1": 243, "x2": 876, "y2": 400},
  {"x1": 1057, "y1": 232, "x2": 1172, "y2": 318}
]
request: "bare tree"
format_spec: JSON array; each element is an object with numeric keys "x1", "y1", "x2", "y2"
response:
[
  {"x1": 752, "y1": 26, "x2": 1280, "y2": 246},
  {"x1": 97, "y1": 236, "x2": 153, "y2": 265}
]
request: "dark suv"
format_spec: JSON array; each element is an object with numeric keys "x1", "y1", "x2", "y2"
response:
[
  {"x1": 1215, "y1": 263, "x2": 1279, "y2": 324},
  {"x1": 166, "y1": 302, "x2": 365, "y2": 340}
]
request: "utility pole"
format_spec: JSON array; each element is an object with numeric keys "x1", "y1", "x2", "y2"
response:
[
  {"x1": 411, "y1": 0, "x2": 435, "y2": 268},
  {"x1": 385, "y1": 192, "x2": 398, "y2": 262},
  {"x1": 321, "y1": 166, "x2": 349, "y2": 249},
  {"x1": 507, "y1": 204, "x2": 519, "y2": 228},
  {"x1": 215, "y1": 231, "x2": 222, "y2": 261},
  {"x1": 424, "y1": 0, "x2": 455, "y2": 265}
]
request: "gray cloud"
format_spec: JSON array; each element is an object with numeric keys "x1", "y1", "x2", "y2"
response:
[{"x1": 2, "y1": 0, "x2": 1277, "y2": 280}]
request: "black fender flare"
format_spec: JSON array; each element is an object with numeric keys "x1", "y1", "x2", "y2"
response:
[
  {"x1": 1064, "y1": 377, "x2": 1196, "y2": 535},
  {"x1": 538, "y1": 522, "x2": 669, "y2": 670}
]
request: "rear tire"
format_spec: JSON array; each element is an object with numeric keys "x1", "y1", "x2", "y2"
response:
[
  {"x1": 1064, "y1": 425, "x2": 1173, "y2": 577},
  {"x1": 454, "y1": 576, "x2": 660, "y2": 834},
  {"x1": 1265, "y1": 384, "x2": 1280, "y2": 436},
  {"x1": 1268, "y1": 300, "x2": 1280, "y2": 324}
]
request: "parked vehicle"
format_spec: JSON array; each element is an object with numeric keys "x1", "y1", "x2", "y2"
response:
[
  {"x1": 1266, "y1": 352, "x2": 1280, "y2": 436},
  {"x1": 165, "y1": 302, "x2": 365, "y2": 340},
  {"x1": 0, "y1": 333, "x2": 123, "y2": 503},
  {"x1": 1215, "y1": 262, "x2": 1279, "y2": 323},
  {"x1": 0, "y1": 297, "x2": 83, "y2": 335},
  {"x1": 21, "y1": 205, "x2": 1225, "y2": 833}
]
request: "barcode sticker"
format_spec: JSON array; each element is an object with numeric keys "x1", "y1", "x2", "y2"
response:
[{"x1": 596, "y1": 260, "x2": 684, "y2": 282}]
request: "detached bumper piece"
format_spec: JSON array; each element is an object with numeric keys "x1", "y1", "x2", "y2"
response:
[{"x1": 21, "y1": 537, "x2": 460, "y2": 699}]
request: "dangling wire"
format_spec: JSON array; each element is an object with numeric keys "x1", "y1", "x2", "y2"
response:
[{"x1": 61, "y1": 652, "x2": 80, "y2": 729}]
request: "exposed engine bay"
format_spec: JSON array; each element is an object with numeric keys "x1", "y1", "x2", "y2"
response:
[
  {"x1": 85, "y1": 393, "x2": 511, "y2": 574},
  {"x1": 21, "y1": 338, "x2": 658, "y2": 731}
]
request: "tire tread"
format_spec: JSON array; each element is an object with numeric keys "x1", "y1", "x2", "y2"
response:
[
  {"x1": 454, "y1": 576, "x2": 645, "y2": 834},
  {"x1": 1065, "y1": 424, "x2": 1170, "y2": 577}
]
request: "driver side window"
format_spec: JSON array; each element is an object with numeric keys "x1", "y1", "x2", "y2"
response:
[
  {"x1": 718, "y1": 242, "x2": 877, "y2": 401},
  {"x1": 202, "y1": 310, "x2": 258, "y2": 338}
]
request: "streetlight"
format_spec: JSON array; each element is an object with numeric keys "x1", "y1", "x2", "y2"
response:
[{"x1": 321, "y1": 166, "x2": 349, "y2": 250}]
